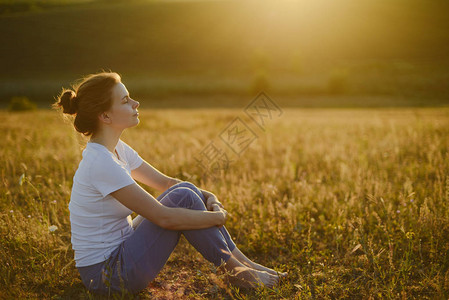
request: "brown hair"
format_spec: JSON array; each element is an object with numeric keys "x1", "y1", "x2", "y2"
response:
[{"x1": 53, "y1": 71, "x2": 121, "y2": 136}]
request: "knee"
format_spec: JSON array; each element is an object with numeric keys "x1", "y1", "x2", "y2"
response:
[
  {"x1": 179, "y1": 181, "x2": 204, "y2": 199},
  {"x1": 166, "y1": 187, "x2": 204, "y2": 209}
]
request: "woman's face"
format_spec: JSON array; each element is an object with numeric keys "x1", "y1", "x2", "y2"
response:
[{"x1": 106, "y1": 82, "x2": 140, "y2": 130}]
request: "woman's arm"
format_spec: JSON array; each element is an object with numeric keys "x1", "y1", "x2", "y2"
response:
[
  {"x1": 131, "y1": 160, "x2": 181, "y2": 192},
  {"x1": 131, "y1": 159, "x2": 223, "y2": 211},
  {"x1": 111, "y1": 182, "x2": 227, "y2": 230}
]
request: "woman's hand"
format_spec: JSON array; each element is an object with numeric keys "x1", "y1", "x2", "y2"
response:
[
  {"x1": 212, "y1": 204, "x2": 228, "y2": 227},
  {"x1": 201, "y1": 188, "x2": 224, "y2": 211},
  {"x1": 205, "y1": 193, "x2": 224, "y2": 211},
  {"x1": 201, "y1": 189, "x2": 226, "y2": 225}
]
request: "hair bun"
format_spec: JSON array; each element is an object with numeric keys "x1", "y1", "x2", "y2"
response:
[{"x1": 59, "y1": 89, "x2": 78, "y2": 115}]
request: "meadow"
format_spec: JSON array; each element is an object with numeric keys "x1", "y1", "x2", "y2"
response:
[{"x1": 1, "y1": 107, "x2": 449, "y2": 299}]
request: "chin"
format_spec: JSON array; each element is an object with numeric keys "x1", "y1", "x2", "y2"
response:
[{"x1": 125, "y1": 120, "x2": 139, "y2": 129}]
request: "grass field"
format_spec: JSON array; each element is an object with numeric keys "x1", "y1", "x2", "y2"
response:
[{"x1": 1, "y1": 107, "x2": 449, "y2": 298}]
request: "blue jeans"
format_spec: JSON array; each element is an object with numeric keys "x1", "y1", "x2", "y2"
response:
[{"x1": 77, "y1": 181, "x2": 236, "y2": 294}]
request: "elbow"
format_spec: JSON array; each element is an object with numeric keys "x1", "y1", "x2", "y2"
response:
[
  {"x1": 157, "y1": 218, "x2": 172, "y2": 229},
  {"x1": 153, "y1": 215, "x2": 170, "y2": 229}
]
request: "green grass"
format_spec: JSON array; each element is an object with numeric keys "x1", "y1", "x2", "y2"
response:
[{"x1": 1, "y1": 107, "x2": 449, "y2": 298}]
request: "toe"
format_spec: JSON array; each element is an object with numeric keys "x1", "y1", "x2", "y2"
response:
[{"x1": 278, "y1": 271, "x2": 288, "y2": 277}]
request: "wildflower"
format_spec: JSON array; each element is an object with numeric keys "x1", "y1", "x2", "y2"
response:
[
  {"x1": 396, "y1": 210, "x2": 400, "y2": 214},
  {"x1": 49, "y1": 225, "x2": 58, "y2": 232},
  {"x1": 410, "y1": 199, "x2": 414, "y2": 203},
  {"x1": 51, "y1": 200, "x2": 57, "y2": 204},
  {"x1": 27, "y1": 215, "x2": 31, "y2": 218},
  {"x1": 9, "y1": 210, "x2": 13, "y2": 213},
  {"x1": 406, "y1": 231, "x2": 415, "y2": 240},
  {"x1": 19, "y1": 174, "x2": 25, "y2": 186}
]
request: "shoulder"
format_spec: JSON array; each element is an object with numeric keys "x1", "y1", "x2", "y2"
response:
[{"x1": 74, "y1": 142, "x2": 136, "y2": 197}]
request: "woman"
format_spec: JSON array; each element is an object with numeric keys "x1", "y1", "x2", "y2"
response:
[{"x1": 54, "y1": 71, "x2": 286, "y2": 294}]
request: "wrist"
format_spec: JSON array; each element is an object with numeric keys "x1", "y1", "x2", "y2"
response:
[
  {"x1": 208, "y1": 211, "x2": 220, "y2": 226},
  {"x1": 217, "y1": 211, "x2": 226, "y2": 226}
]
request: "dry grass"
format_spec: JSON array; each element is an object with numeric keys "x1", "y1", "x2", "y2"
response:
[{"x1": 1, "y1": 107, "x2": 449, "y2": 299}]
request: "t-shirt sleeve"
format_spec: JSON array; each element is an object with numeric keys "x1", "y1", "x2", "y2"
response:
[
  {"x1": 90, "y1": 155, "x2": 136, "y2": 198},
  {"x1": 119, "y1": 140, "x2": 143, "y2": 170}
]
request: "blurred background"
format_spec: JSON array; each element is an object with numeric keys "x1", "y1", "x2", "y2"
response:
[{"x1": 1, "y1": 0, "x2": 448, "y2": 108}]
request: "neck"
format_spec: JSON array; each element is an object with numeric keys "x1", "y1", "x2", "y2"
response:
[{"x1": 90, "y1": 127, "x2": 122, "y2": 153}]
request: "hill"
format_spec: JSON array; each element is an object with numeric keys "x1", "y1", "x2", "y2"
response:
[{"x1": 1, "y1": 0, "x2": 449, "y2": 106}]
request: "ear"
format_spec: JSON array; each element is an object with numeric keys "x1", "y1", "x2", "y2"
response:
[{"x1": 98, "y1": 112, "x2": 112, "y2": 125}]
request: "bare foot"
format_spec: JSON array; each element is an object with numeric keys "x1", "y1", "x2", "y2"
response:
[
  {"x1": 227, "y1": 267, "x2": 279, "y2": 288},
  {"x1": 223, "y1": 255, "x2": 280, "y2": 289},
  {"x1": 231, "y1": 247, "x2": 288, "y2": 278}
]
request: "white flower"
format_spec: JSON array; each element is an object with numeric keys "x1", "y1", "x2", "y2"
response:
[
  {"x1": 27, "y1": 215, "x2": 31, "y2": 218},
  {"x1": 9, "y1": 210, "x2": 13, "y2": 213},
  {"x1": 49, "y1": 225, "x2": 58, "y2": 232},
  {"x1": 51, "y1": 200, "x2": 57, "y2": 204},
  {"x1": 19, "y1": 174, "x2": 25, "y2": 186}
]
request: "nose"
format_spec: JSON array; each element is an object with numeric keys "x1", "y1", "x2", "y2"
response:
[{"x1": 132, "y1": 98, "x2": 140, "y2": 109}]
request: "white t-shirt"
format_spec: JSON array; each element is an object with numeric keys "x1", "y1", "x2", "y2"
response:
[{"x1": 69, "y1": 139, "x2": 143, "y2": 267}]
